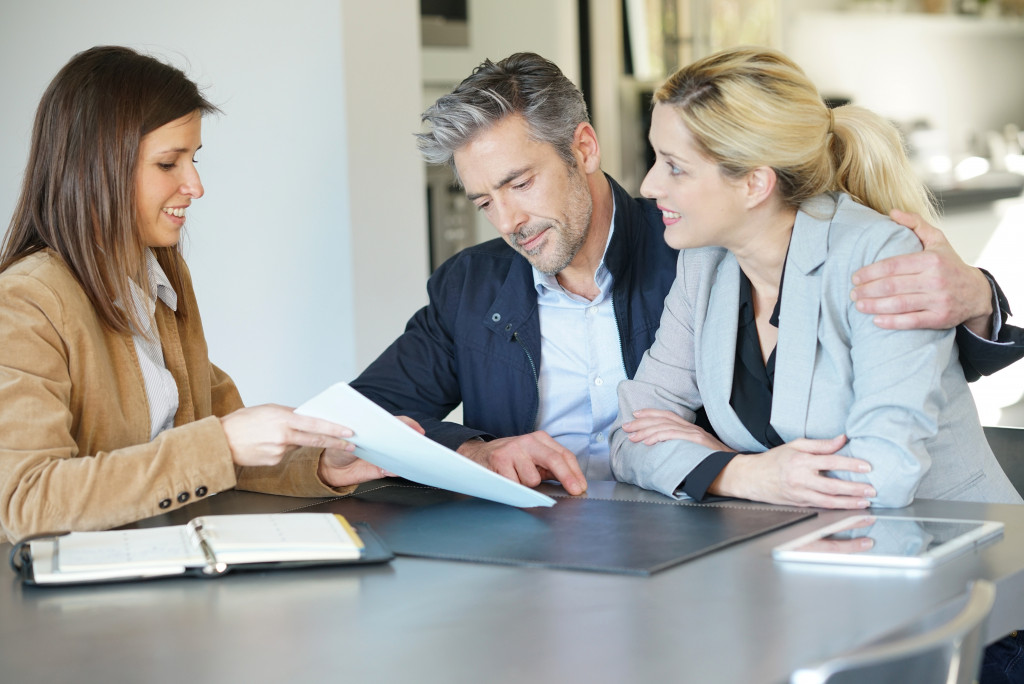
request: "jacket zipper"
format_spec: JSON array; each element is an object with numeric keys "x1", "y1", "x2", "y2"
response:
[
  {"x1": 610, "y1": 296, "x2": 628, "y2": 379},
  {"x1": 512, "y1": 331, "x2": 540, "y2": 431}
]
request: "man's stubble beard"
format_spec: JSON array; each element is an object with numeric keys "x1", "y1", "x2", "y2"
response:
[{"x1": 519, "y1": 167, "x2": 593, "y2": 276}]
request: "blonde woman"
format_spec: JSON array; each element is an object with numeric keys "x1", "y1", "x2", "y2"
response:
[
  {"x1": 610, "y1": 47, "x2": 1021, "y2": 510},
  {"x1": 609, "y1": 47, "x2": 1023, "y2": 680}
]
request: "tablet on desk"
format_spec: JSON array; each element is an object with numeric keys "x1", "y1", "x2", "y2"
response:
[{"x1": 772, "y1": 515, "x2": 1004, "y2": 569}]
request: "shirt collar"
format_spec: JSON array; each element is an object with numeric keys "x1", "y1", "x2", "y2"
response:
[
  {"x1": 128, "y1": 250, "x2": 178, "y2": 333},
  {"x1": 532, "y1": 194, "x2": 618, "y2": 300}
]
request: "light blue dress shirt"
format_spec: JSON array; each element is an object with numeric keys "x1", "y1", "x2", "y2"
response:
[{"x1": 532, "y1": 204, "x2": 625, "y2": 481}]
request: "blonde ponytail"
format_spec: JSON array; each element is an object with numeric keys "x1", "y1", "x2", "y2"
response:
[{"x1": 830, "y1": 105, "x2": 937, "y2": 223}]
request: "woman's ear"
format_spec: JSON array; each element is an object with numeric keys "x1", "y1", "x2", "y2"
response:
[
  {"x1": 744, "y1": 166, "x2": 778, "y2": 209},
  {"x1": 573, "y1": 122, "x2": 602, "y2": 175}
]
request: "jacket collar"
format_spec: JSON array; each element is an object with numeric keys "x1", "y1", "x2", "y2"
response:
[
  {"x1": 699, "y1": 194, "x2": 839, "y2": 446},
  {"x1": 484, "y1": 173, "x2": 640, "y2": 341},
  {"x1": 769, "y1": 194, "x2": 836, "y2": 439},
  {"x1": 785, "y1": 193, "x2": 835, "y2": 277},
  {"x1": 603, "y1": 174, "x2": 651, "y2": 284}
]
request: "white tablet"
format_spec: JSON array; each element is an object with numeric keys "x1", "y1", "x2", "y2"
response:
[{"x1": 772, "y1": 515, "x2": 1004, "y2": 568}]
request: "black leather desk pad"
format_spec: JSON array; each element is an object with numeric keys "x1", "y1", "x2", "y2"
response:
[{"x1": 297, "y1": 484, "x2": 815, "y2": 576}]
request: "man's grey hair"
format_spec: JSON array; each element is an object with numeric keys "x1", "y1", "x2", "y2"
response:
[{"x1": 416, "y1": 52, "x2": 590, "y2": 184}]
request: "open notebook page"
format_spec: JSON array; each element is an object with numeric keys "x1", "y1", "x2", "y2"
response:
[
  {"x1": 189, "y1": 513, "x2": 363, "y2": 564},
  {"x1": 52, "y1": 526, "x2": 204, "y2": 572}
]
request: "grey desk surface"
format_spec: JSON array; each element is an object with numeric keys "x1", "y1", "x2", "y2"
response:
[{"x1": 2, "y1": 481, "x2": 1022, "y2": 684}]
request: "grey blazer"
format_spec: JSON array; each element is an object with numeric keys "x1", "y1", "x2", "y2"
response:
[{"x1": 610, "y1": 193, "x2": 1022, "y2": 507}]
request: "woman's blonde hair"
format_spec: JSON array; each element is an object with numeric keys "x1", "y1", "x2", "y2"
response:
[{"x1": 654, "y1": 47, "x2": 936, "y2": 222}]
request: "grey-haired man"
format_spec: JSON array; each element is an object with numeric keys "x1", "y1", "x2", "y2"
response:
[{"x1": 352, "y1": 52, "x2": 1023, "y2": 497}]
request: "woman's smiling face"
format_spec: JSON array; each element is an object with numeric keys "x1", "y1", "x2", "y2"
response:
[
  {"x1": 134, "y1": 110, "x2": 205, "y2": 249},
  {"x1": 640, "y1": 102, "x2": 748, "y2": 251}
]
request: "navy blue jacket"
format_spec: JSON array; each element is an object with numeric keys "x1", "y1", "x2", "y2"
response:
[
  {"x1": 351, "y1": 175, "x2": 678, "y2": 450},
  {"x1": 957, "y1": 271, "x2": 1024, "y2": 382},
  {"x1": 352, "y1": 174, "x2": 1024, "y2": 451}
]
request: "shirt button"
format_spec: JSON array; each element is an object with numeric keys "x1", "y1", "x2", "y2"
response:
[
  {"x1": 195, "y1": 486, "x2": 208, "y2": 498},
  {"x1": 595, "y1": 433, "x2": 605, "y2": 442},
  {"x1": 595, "y1": 377, "x2": 604, "y2": 386},
  {"x1": 177, "y1": 491, "x2": 191, "y2": 504},
  {"x1": 158, "y1": 498, "x2": 172, "y2": 509}
]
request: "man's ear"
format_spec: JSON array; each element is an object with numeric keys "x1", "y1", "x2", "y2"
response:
[
  {"x1": 744, "y1": 166, "x2": 778, "y2": 209},
  {"x1": 573, "y1": 122, "x2": 602, "y2": 175}
]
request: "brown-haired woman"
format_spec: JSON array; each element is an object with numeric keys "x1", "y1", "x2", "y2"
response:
[{"x1": 0, "y1": 46, "x2": 395, "y2": 543}]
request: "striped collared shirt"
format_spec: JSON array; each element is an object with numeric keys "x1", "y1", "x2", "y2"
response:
[{"x1": 128, "y1": 250, "x2": 180, "y2": 440}]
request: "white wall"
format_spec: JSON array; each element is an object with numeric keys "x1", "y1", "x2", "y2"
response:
[
  {"x1": 341, "y1": 2, "x2": 429, "y2": 370},
  {"x1": 0, "y1": 0, "x2": 427, "y2": 406},
  {"x1": 421, "y1": 0, "x2": 579, "y2": 89},
  {"x1": 785, "y1": 12, "x2": 1024, "y2": 159}
]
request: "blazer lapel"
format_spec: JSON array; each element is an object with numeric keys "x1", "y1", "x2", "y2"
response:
[
  {"x1": 699, "y1": 253, "x2": 765, "y2": 452},
  {"x1": 770, "y1": 195, "x2": 835, "y2": 440},
  {"x1": 155, "y1": 302, "x2": 196, "y2": 425}
]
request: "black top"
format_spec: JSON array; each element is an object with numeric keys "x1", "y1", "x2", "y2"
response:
[
  {"x1": 677, "y1": 270, "x2": 784, "y2": 501},
  {"x1": 675, "y1": 262, "x2": 1024, "y2": 501},
  {"x1": 731, "y1": 272, "x2": 785, "y2": 448}
]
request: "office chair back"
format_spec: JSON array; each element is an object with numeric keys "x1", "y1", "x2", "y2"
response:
[
  {"x1": 790, "y1": 579, "x2": 995, "y2": 684},
  {"x1": 984, "y1": 425, "x2": 1024, "y2": 497}
]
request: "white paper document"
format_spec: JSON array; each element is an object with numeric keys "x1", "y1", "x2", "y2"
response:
[{"x1": 296, "y1": 383, "x2": 556, "y2": 508}]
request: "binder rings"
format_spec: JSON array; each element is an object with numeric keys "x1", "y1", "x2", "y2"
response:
[{"x1": 10, "y1": 513, "x2": 393, "y2": 586}]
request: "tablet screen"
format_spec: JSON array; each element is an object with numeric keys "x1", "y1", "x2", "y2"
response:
[{"x1": 772, "y1": 515, "x2": 1004, "y2": 568}]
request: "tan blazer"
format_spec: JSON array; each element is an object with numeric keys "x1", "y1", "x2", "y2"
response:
[{"x1": 0, "y1": 250, "x2": 352, "y2": 542}]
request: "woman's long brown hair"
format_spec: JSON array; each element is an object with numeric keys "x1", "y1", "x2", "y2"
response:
[{"x1": 1, "y1": 45, "x2": 219, "y2": 333}]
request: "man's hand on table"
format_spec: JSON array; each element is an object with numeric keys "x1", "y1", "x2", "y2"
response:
[{"x1": 458, "y1": 432, "x2": 588, "y2": 496}]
